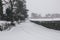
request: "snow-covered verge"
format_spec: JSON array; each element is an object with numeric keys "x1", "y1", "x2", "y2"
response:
[
  {"x1": 30, "y1": 18, "x2": 60, "y2": 30},
  {"x1": 0, "y1": 20, "x2": 60, "y2": 40}
]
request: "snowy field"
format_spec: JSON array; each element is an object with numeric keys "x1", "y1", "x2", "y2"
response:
[
  {"x1": 0, "y1": 20, "x2": 60, "y2": 40},
  {"x1": 30, "y1": 18, "x2": 60, "y2": 21}
]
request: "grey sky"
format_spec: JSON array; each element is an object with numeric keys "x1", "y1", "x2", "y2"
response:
[{"x1": 26, "y1": 0, "x2": 60, "y2": 16}]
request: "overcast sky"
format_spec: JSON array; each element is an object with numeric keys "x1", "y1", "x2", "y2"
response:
[{"x1": 26, "y1": 0, "x2": 60, "y2": 16}]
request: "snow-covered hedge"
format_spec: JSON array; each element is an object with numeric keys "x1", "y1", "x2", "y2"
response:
[
  {"x1": 0, "y1": 21, "x2": 11, "y2": 31},
  {"x1": 30, "y1": 20, "x2": 60, "y2": 30}
]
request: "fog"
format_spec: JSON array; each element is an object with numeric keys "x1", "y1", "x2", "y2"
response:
[{"x1": 26, "y1": 0, "x2": 60, "y2": 16}]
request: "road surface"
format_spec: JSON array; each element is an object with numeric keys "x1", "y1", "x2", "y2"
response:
[{"x1": 0, "y1": 20, "x2": 60, "y2": 40}]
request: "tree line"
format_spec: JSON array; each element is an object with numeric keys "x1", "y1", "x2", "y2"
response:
[{"x1": 0, "y1": 0, "x2": 28, "y2": 24}]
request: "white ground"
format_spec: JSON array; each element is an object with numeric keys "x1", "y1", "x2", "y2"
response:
[
  {"x1": 30, "y1": 18, "x2": 60, "y2": 21},
  {"x1": 0, "y1": 20, "x2": 60, "y2": 40}
]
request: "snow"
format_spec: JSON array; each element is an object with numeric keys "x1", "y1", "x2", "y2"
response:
[
  {"x1": 0, "y1": 20, "x2": 60, "y2": 40},
  {"x1": 0, "y1": 21, "x2": 11, "y2": 29},
  {"x1": 0, "y1": 21, "x2": 11, "y2": 24},
  {"x1": 30, "y1": 18, "x2": 60, "y2": 21}
]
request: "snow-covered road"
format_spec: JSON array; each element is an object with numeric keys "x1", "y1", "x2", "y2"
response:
[{"x1": 0, "y1": 20, "x2": 60, "y2": 40}]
